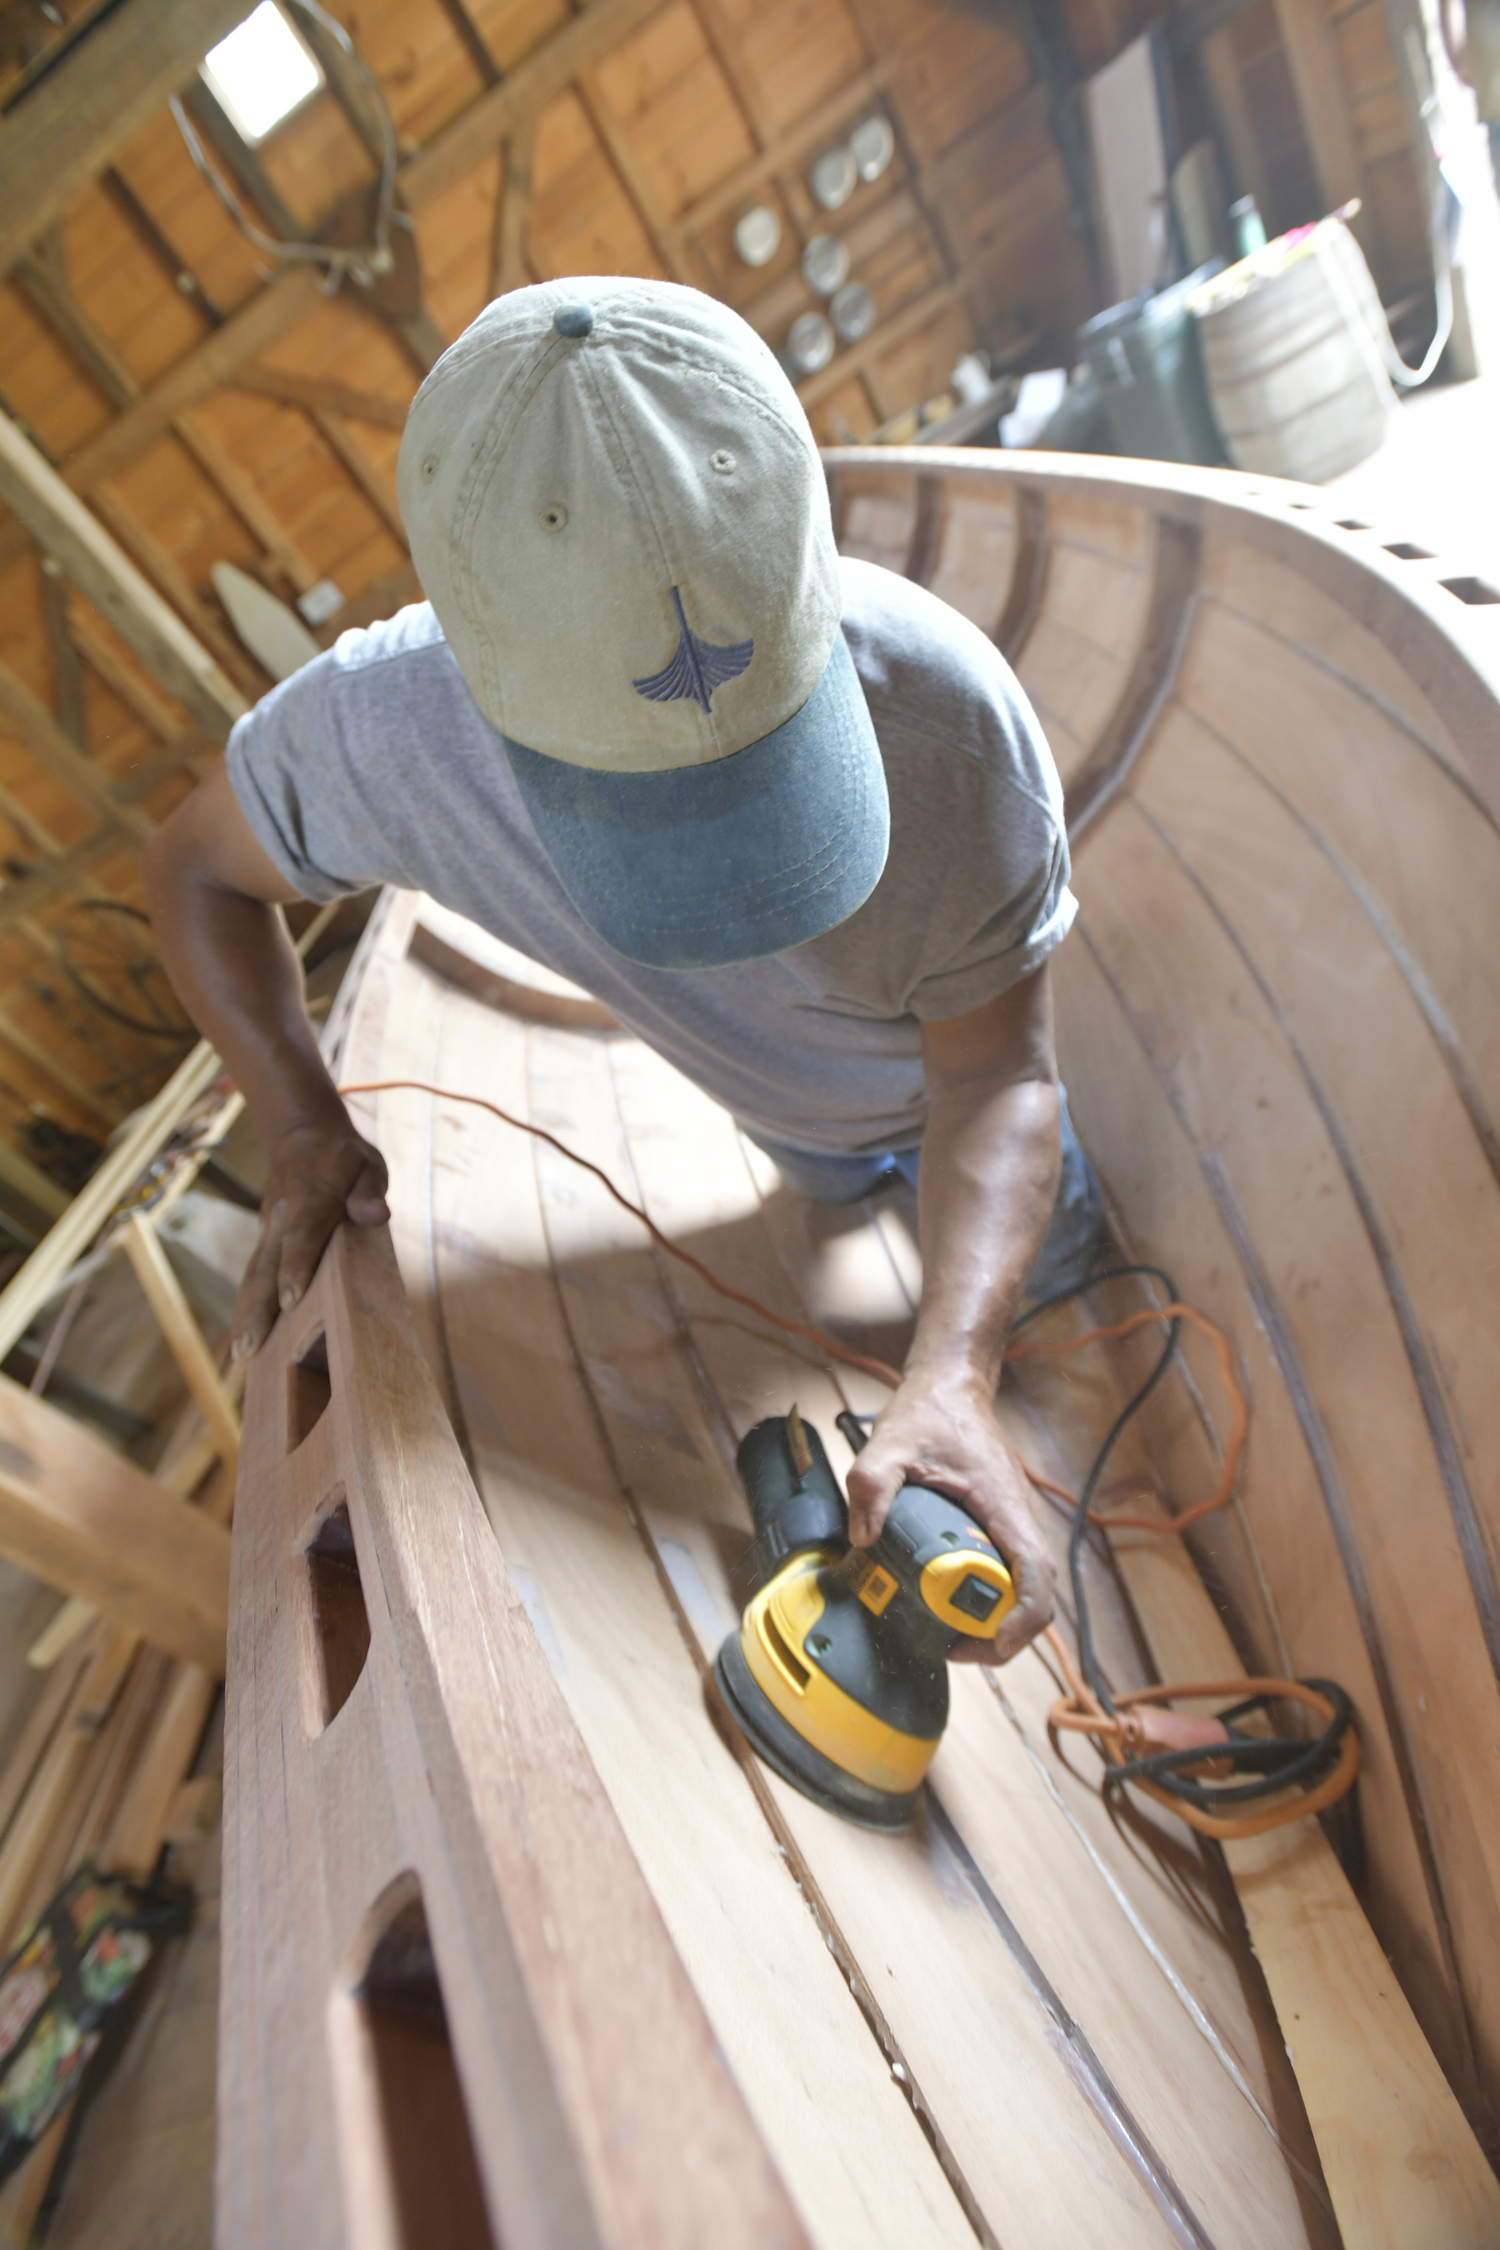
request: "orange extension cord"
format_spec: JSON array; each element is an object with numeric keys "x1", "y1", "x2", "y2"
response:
[{"x1": 341, "y1": 1077, "x2": 1359, "y2": 1838}]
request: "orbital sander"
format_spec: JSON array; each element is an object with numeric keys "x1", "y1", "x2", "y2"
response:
[{"x1": 714, "y1": 1408, "x2": 1016, "y2": 1829}]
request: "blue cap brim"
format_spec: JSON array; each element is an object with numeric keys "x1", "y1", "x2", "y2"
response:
[{"x1": 502, "y1": 633, "x2": 889, "y2": 969}]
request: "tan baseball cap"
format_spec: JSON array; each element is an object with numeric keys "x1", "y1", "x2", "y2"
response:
[{"x1": 396, "y1": 278, "x2": 888, "y2": 967}]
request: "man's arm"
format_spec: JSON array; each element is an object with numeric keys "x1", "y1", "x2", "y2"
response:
[
  {"x1": 844, "y1": 963, "x2": 1060, "y2": 1660},
  {"x1": 142, "y1": 764, "x2": 389, "y2": 1362}
]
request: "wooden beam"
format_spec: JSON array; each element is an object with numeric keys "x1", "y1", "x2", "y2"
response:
[
  {"x1": 432, "y1": 0, "x2": 503, "y2": 87},
  {"x1": 222, "y1": 1216, "x2": 809, "y2": 2248},
  {"x1": 232, "y1": 365, "x2": 411, "y2": 431},
  {"x1": 14, "y1": 246, "x2": 139, "y2": 412},
  {"x1": 101, "y1": 166, "x2": 224, "y2": 327},
  {"x1": 0, "y1": 658, "x2": 154, "y2": 842},
  {"x1": 0, "y1": 0, "x2": 257, "y2": 277},
  {"x1": 123, "y1": 1212, "x2": 241, "y2": 1474},
  {"x1": 173, "y1": 408, "x2": 321, "y2": 595},
  {"x1": 51, "y1": 264, "x2": 325, "y2": 502},
  {"x1": 690, "y1": 0, "x2": 775, "y2": 147},
  {"x1": 492, "y1": 125, "x2": 536, "y2": 299},
  {"x1": 311, "y1": 410, "x2": 408, "y2": 545},
  {"x1": 38, "y1": 558, "x2": 88, "y2": 752},
  {"x1": 89, "y1": 484, "x2": 267, "y2": 701},
  {"x1": 0, "y1": 410, "x2": 248, "y2": 738},
  {"x1": 0, "y1": 1373, "x2": 230, "y2": 1670},
  {"x1": 65, "y1": 607, "x2": 206, "y2": 754}
]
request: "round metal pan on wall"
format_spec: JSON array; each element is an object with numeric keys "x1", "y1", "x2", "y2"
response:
[
  {"x1": 830, "y1": 281, "x2": 876, "y2": 343},
  {"x1": 786, "y1": 310, "x2": 836, "y2": 374},
  {"x1": 849, "y1": 114, "x2": 894, "y2": 182},
  {"x1": 733, "y1": 204, "x2": 781, "y2": 267},
  {"x1": 809, "y1": 145, "x2": 857, "y2": 211},
  {"x1": 801, "y1": 234, "x2": 850, "y2": 297}
]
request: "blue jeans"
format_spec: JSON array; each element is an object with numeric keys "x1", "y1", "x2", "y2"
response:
[{"x1": 744, "y1": 1087, "x2": 1105, "y2": 1302}]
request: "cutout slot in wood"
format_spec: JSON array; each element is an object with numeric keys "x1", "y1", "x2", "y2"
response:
[
  {"x1": 299, "y1": 1494, "x2": 369, "y2": 1735},
  {"x1": 331, "y1": 1881, "x2": 497, "y2": 2250},
  {"x1": 288, "y1": 1326, "x2": 332, "y2": 1451}
]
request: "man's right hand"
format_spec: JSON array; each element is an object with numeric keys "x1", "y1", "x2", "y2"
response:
[{"x1": 232, "y1": 1116, "x2": 390, "y2": 1362}]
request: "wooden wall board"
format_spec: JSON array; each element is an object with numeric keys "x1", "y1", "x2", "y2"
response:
[
  {"x1": 592, "y1": 1, "x2": 759, "y2": 214},
  {"x1": 714, "y1": 0, "x2": 869, "y2": 133}
]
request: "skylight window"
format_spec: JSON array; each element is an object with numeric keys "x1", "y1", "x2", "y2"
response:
[{"x1": 200, "y1": 3, "x2": 323, "y2": 144}]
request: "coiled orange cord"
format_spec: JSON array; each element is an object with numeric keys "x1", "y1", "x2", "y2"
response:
[{"x1": 341, "y1": 1076, "x2": 1358, "y2": 1836}]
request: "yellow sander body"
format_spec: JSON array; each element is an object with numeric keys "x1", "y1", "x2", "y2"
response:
[{"x1": 715, "y1": 1413, "x2": 1015, "y2": 1828}]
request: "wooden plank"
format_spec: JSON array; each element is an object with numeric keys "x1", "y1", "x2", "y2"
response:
[
  {"x1": 173, "y1": 408, "x2": 321, "y2": 595},
  {"x1": 0, "y1": 1374, "x2": 229, "y2": 1670},
  {"x1": 310, "y1": 409, "x2": 408, "y2": 545},
  {"x1": 1084, "y1": 1390, "x2": 1500, "y2": 2249},
  {"x1": 222, "y1": 1211, "x2": 809, "y2": 2250},
  {"x1": 576, "y1": 71, "x2": 697, "y2": 284},
  {"x1": 0, "y1": 0, "x2": 258, "y2": 277},
  {"x1": 48, "y1": 266, "x2": 326, "y2": 502},
  {"x1": 123, "y1": 1212, "x2": 241, "y2": 1474},
  {"x1": 231, "y1": 364, "x2": 411, "y2": 431},
  {"x1": 493, "y1": 124, "x2": 537, "y2": 298},
  {"x1": 0, "y1": 409, "x2": 248, "y2": 739}
]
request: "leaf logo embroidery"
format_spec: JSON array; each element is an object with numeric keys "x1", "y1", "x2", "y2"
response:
[{"x1": 633, "y1": 587, "x2": 753, "y2": 713}]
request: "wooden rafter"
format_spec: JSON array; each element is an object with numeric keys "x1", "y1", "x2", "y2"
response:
[
  {"x1": 309, "y1": 411, "x2": 407, "y2": 546},
  {"x1": 230, "y1": 365, "x2": 411, "y2": 431},
  {"x1": 0, "y1": 411, "x2": 247, "y2": 737},
  {"x1": 491, "y1": 123, "x2": 537, "y2": 298},
  {"x1": 0, "y1": 0, "x2": 257, "y2": 277}
]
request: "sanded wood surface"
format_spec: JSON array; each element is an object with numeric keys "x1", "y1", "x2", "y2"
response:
[{"x1": 304, "y1": 894, "x2": 1361, "y2": 2250}]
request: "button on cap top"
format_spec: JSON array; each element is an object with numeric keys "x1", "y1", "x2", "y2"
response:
[{"x1": 554, "y1": 303, "x2": 595, "y2": 337}]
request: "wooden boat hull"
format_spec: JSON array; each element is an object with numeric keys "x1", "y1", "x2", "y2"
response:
[{"x1": 220, "y1": 451, "x2": 1500, "y2": 2248}]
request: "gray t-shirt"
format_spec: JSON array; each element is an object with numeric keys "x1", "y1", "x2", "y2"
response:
[{"x1": 226, "y1": 556, "x2": 1074, "y2": 1154}]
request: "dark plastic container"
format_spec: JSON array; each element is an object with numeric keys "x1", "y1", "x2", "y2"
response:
[{"x1": 1077, "y1": 260, "x2": 1227, "y2": 467}]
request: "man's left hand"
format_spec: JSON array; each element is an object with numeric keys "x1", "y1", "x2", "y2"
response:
[{"x1": 844, "y1": 1372, "x2": 1056, "y2": 1662}]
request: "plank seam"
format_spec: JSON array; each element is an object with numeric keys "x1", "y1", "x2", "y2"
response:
[
  {"x1": 1186, "y1": 719, "x2": 1500, "y2": 1200},
  {"x1": 1200, "y1": 590, "x2": 1500, "y2": 835},
  {"x1": 985, "y1": 1669, "x2": 1332, "y2": 2203},
  {"x1": 923, "y1": 1790, "x2": 1219, "y2": 2250},
  {"x1": 1133, "y1": 797, "x2": 1500, "y2": 1693},
  {"x1": 541, "y1": 1033, "x2": 998, "y2": 2249},
  {"x1": 1072, "y1": 923, "x2": 1479, "y2": 2095}
]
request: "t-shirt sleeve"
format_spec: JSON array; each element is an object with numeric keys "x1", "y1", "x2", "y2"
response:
[
  {"x1": 906, "y1": 814, "x2": 1077, "y2": 1020},
  {"x1": 224, "y1": 643, "x2": 418, "y2": 903}
]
